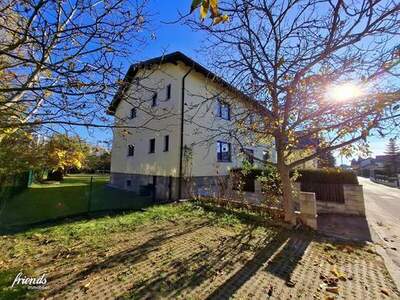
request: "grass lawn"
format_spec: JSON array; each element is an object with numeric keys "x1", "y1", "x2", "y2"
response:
[
  {"x1": 0, "y1": 202, "x2": 398, "y2": 300},
  {"x1": 0, "y1": 174, "x2": 152, "y2": 227}
]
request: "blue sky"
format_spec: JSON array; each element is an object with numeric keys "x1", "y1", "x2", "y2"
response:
[{"x1": 79, "y1": 0, "x2": 396, "y2": 163}]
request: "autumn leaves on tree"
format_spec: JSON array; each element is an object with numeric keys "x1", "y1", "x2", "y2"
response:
[{"x1": 188, "y1": 0, "x2": 400, "y2": 222}]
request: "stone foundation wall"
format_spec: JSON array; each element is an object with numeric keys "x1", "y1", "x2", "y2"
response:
[
  {"x1": 110, "y1": 173, "x2": 230, "y2": 202},
  {"x1": 298, "y1": 192, "x2": 317, "y2": 229},
  {"x1": 110, "y1": 172, "x2": 180, "y2": 201}
]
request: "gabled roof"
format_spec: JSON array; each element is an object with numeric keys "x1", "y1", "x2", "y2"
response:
[{"x1": 107, "y1": 51, "x2": 260, "y2": 114}]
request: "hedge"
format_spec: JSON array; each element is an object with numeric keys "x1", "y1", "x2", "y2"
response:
[
  {"x1": 230, "y1": 167, "x2": 358, "y2": 185},
  {"x1": 0, "y1": 171, "x2": 31, "y2": 202},
  {"x1": 294, "y1": 168, "x2": 358, "y2": 184}
]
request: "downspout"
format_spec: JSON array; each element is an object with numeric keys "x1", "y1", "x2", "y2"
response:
[{"x1": 178, "y1": 66, "x2": 193, "y2": 199}]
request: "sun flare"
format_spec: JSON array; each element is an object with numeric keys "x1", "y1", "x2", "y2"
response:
[{"x1": 327, "y1": 83, "x2": 363, "y2": 101}]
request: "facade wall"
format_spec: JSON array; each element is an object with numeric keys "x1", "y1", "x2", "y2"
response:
[
  {"x1": 110, "y1": 61, "x2": 277, "y2": 196},
  {"x1": 111, "y1": 63, "x2": 184, "y2": 177},
  {"x1": 182, "y1": 69, "x2": 275, "y2": 177}
]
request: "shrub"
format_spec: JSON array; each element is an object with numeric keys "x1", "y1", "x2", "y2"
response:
[
  {"x1": 293, "y1": 168, "x2": 358, "y2": 184},
  {"x1": 230, "y1": 166, "x2": 282, "y2": 195},
  {"x1": 230, "y1": 167, "x2": 358, "y2": 188},
  {"x1": 47, "y1": 168, "x2": 64, "y2": 181}
]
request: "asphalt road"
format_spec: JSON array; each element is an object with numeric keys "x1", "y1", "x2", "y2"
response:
[{"x1": 359, "y1": 177, "x2": 400, "y2": 287}]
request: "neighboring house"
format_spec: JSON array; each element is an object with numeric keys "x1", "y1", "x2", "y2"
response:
[
  {"x1": 351, "y1": 156, "x2": 394, "y2": 177},
  {"x1": 108, "y1": 52, "x2": 276, "y2": 201}
]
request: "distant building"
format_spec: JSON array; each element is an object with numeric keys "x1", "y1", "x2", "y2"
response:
[
  {"x1": 339, "y1": 164, "x2": 352, "y2": 170},
  {"x1": 351, "y1": 154, "x2": 400, "y2": 177}
]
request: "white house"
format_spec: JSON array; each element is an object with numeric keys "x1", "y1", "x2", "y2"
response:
[{"x1": 108, "y1": 52, "x2": 277, "y2": 201}]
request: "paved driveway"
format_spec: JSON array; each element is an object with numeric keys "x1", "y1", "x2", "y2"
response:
[{"x1": 359, "y1": 177, "x2": 400, "y2": 287}]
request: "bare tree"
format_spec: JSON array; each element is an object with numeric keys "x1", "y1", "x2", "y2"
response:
[
  {"x1": 187, "y1": 0, "x2": 400, "y2": 223},
  {"x1": 0, "y1": 0, "x2": 150, "y2": 136}
]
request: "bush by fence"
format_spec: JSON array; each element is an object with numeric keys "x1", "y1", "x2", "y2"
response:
[
  {"x1": 229, "y1": 167, "x2": 358, "y2": 204},
  {"x1": 0, "y1": 171, "x2": 32, "y2": 202},
  {"x1": 230, "y1": 167, "x2": 358, "y2": 187},
  {"x1": 230, "y1": 166, "x2": 282, "y2": 195}
]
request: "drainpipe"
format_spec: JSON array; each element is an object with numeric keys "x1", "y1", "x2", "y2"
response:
[{"x1": 178, "y1": 66, "x2": 193, "y2": 199}]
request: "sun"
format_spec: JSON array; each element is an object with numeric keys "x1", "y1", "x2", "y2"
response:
[{"x1": 326, "y1": 82, "x2": 363, "y2": 102}]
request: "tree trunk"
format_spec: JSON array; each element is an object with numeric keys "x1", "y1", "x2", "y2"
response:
[{"x1": 277, "y1": 157, "x2": 296, "y2": 224}]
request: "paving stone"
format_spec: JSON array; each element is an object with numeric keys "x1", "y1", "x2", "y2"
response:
[{"x1": 2, "y1": 217, "x2": 399, "y2": 299}]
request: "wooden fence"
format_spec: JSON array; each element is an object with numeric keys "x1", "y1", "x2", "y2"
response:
[{"x1": 300, "y1": 182, "x2": 345, "y2": 203}]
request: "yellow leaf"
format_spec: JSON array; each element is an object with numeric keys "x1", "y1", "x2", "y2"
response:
[
  {"x1": 213, "y1": 16, "x2": 223, "y2": 25},
  {"x1": 200, "y1": 0, "x2": 209, "y2": 20},
  {"x1": 209, "y1": 0, "x2": 218, "y2": 17},
  {"x1": 222, "y1": 15, "x2": 229, "y2": 22},
  {"x1": 210, "y1": 6, "x2": 219, "y2": 17}
]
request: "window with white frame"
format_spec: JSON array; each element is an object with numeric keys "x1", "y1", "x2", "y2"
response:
[
  {"x1": 149, "y1": 138, "x2": 155, "y2": 153},
  {"x1": 152, "y1": 92, "x2": 157, "y2": 107},
  {"x1": 128, "y1": 144, "x2": 135, "y2": 156},
  {"x1": 130, "y1": 108, "x2": 136, "y2": 119},
  {"x1": 216, "y1": 99, "x2": 231, "y2": 120},
  {"x1": 217, "y1": 141, "x2": 231, "y2": 162},
  {"x1": 164, "y1": 135, "x2": 169, "y2": 152},
  {"x1": 166, "y1": 84, "x2": 171, "y2": 100},
  {"x1": 263, "y1": 150, "x2": 270, "y2": 161}
]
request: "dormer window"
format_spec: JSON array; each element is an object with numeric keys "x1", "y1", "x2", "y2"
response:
[
  {"x1": 152, "y1": 92, "x2": 157, "y2": 107},
  {"x1": 217, "y1": 99, "x2": 231, "y2": 120},
  {"x1": 130, "y1": 108, "x2": 136, "y2": 119}
]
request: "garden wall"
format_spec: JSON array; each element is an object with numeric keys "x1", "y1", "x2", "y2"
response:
[
  {"x1": 295, "y1": 183, "x2": 366, "y2": 216},
  {"x1": 227, "y1": 179, "x2": 318, "y2": 229}
]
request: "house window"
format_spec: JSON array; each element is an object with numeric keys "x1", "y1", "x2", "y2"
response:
[
  {"x1": 164, "y1": 135, "x2": 169, "y2": 152},
  {"x1": 263, "y1": 150, "x2": 270, "y2": 161},
  {"x1": 244, "y1": 148, "x2": 254, "y2": 164},
  {"x1": 166, "y1": 84, "x2": 171, "y2": 100},
  {"x1": 128, "y1": 144, "x2": 135, "y2": 157},
  {"x1": 152, "y1": 92, "x2": 157, "y2": 107},
  {"x1": 149, "y1": 138, "x2": 155, "y2": 153},
  {"x1": 217, "y1": 141, "x2": 231, "y2": 162},
  {"x1": 130, "y1": 108, "x2": 136, "y2": 119},
  {"x1": 217, "y1": 100, "x2": 231, "y2": 120},
  {"x1": 126, "y1": 180, "x2": 132, "y2": 187}
]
